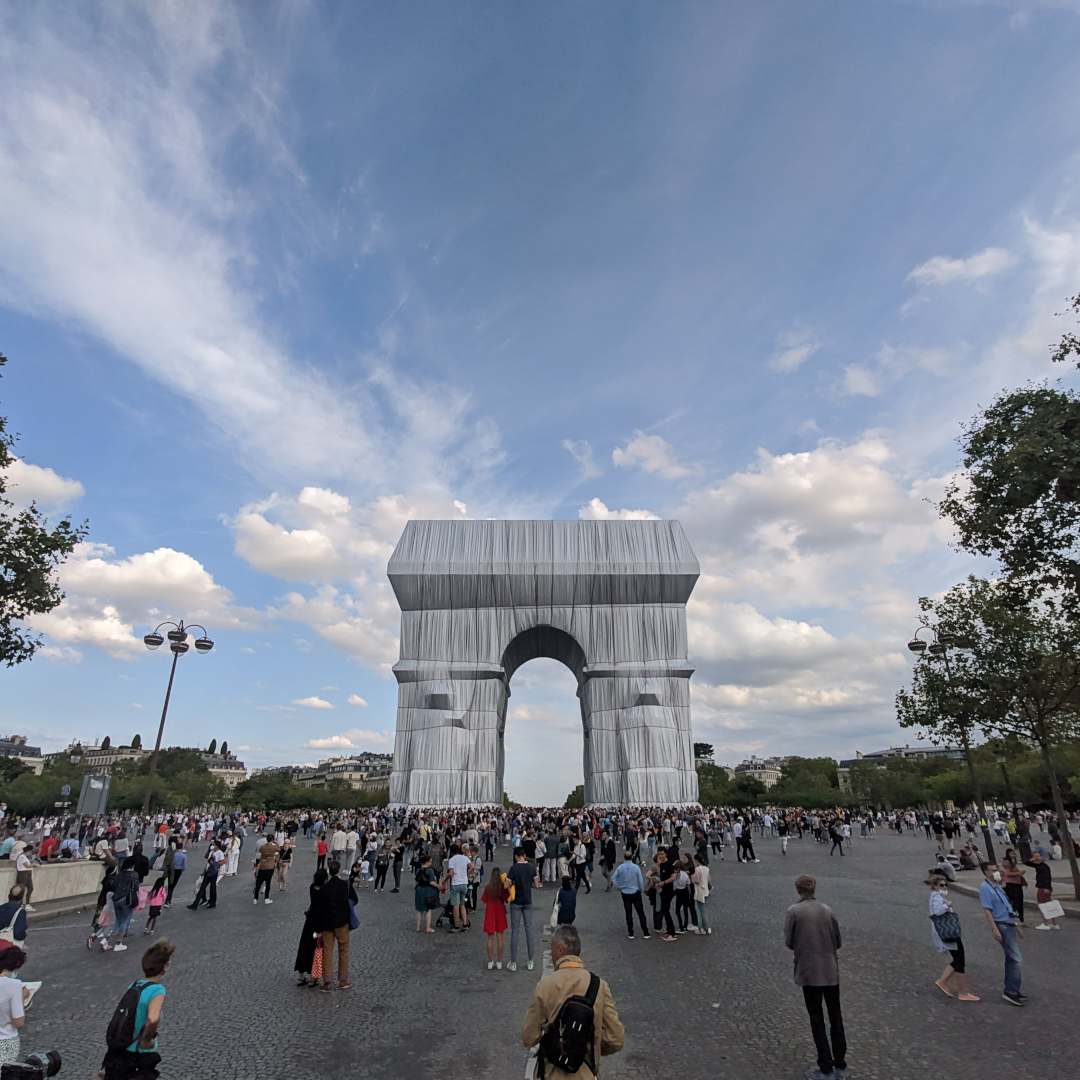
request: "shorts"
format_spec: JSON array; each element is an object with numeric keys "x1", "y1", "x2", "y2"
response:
[{"x1": 450, "y1": 884, "x2": 468, "y2": 905}]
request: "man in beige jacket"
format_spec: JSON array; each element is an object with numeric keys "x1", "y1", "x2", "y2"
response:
[{"x1": 522, "y1": 926, "x2": 624, "y2": 1079}]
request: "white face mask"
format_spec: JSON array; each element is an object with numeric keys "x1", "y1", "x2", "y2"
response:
[{"x1": 991, "y1": 871, "x2": 1002, "y2": 883}]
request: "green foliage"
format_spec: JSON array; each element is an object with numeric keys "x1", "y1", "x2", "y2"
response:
[
  {"x1": 220, "y1": 741, "x2": 228, "y2": 756},
  {"x1": 771, "y1": 756, "x2": 839, "y2": 807},
  {"x1": 693, "y1": 742, "x2": 714, "y2": 761},
  {"x1": 939, "y1": 385, "x2": 1080, "y2": 603},
  {"x1": 100, "y1": 735, "x2": 111, "y2": 750},
  {"x1": 207, "y1": 738, "x2": 217, "y2": 754},
  {"x1": 232, "y1": 773, "x2": 388, "y2": 812},
  {"x1": 0, "y1": 353, "x2": 89, "y2": 667},
  {"x1": 1050, "y1": 292, "x2": 1080, "y2": 368},
  {"x1": 563, "y1": 784, "x2": 585, "y2": 809},
  {"x1": 0, "y1": 756, "x2": 30, "y2": 783},
  {"x1": 131, "y1": 733, "x2": 141, "y2": 749},
  {"x1": 696, "y1": 763, "x2": 732, "y2": 806},
  {"x1": 143, "y1": 748, "x2": 208, "y2": 778},
  {"x1": 729, "y1": 774, "x2": 765, "y2": 807}
]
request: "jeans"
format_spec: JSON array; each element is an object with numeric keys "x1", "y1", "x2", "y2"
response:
[
  {"x1": 254, "y1": 868, "x2": 273, "y2": 899},
  {"x1": 111, "y1": 899, "x2": 134, "y2": 940},
  {"x1": 802, "y1": 985, "x2": 846, "y2": 1073},
  {"x1": 997, "y1": 923, "x2": 1022, "y2": 995},
  {"x1": 695, "y1": 898, "x2": 709, "y2": 932},
  {"x1": 509, "y1": 903, "x2": 534, "y2": 963},
  {"x1": 621, "y1": 891, "x2": 649, "y2": 935}
]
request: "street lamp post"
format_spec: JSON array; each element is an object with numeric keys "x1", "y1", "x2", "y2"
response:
[
  {"x1": 141, "y1": 620, "x2": 214, "y2": 816},
  {"x1": 907, "y1": 627, "x2": 997, "y2": 865}
]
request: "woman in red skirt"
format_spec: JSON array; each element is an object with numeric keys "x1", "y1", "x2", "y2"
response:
[{"x1": 481, "y1": 867, "x2": 509, "y2": 970}]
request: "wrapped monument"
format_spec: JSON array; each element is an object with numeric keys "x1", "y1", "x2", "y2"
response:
[{"x1": 387, "y1": 519, "x2": 701, "y2": 807}]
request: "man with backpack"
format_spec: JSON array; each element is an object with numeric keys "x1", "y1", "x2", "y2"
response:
[
  {"x1": 522, "y1": 925, "x2": 624, "y2": 1079},
  {"x1": 97, "y1": 939, "x2": 175, "y2": 1080}
]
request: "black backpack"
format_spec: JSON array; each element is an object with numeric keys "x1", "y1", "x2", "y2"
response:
[
  {"x1": 539, "y1": 973, "x2": 600, "y2": 1077},
  {"x1": 106, "y1": 980, "x2": 147, "y2": 1050}
]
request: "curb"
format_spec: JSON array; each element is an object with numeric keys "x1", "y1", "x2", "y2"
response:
[
  {"x1": 949, "y1": 880, "x2": 1079, "y2": 919},
  {"x1": 26, "y1": 894, "x2": 99, "y2": 924}
]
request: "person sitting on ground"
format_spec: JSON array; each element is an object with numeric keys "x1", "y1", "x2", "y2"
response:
[
  {"x1": 933, "y1": 853, "x2": 957, "y2": 882},
  {"x1": 522, "y1": 925, "x2": 624, "y2": 1079}
]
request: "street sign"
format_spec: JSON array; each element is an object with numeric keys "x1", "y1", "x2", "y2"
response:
[{"x1": 60, "y1": 784, "x2": 71, "y2": 797}]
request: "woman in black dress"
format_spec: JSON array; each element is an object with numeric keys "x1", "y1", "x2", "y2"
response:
[{"x1": 294, "y1": 868, "x2": 328, "y2": 985}]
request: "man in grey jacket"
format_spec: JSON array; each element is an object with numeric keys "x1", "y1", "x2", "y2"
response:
[{"x1": 783, "y1": 875, "x2": 847, "y2": 1079}]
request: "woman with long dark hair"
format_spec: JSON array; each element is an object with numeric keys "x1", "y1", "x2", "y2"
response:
[
  {"x1": 481, "y1": 866, "x2": 509, "y2": 970},
  {"x1": 294, "y1": 868, "x2": 328, "y2": 986}
]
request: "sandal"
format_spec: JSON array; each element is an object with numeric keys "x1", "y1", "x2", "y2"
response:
[
  {"x1": 958, "y1": 993, "x2": 981, "y2": 1002},
  {"x1": 934, "y1": 980, "x2": 955, "y2": 998}
]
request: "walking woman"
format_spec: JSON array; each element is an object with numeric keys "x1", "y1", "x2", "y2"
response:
[
  {"x1": 294, "y1": 868, "x2": 327, "y2": 986},
  {"x1": 690, "y1": 854, "x2": 712, "y2": 935},
  {"x1": 0, "y1": 944, "x2": 29, "y2": 1065},
  {"x1": 1000, "y1": 849, "x2": 1027, "y2": 925},
  {"x1": 927, "y1": 874, "x2": 979, "y2": 1002},
  {"x1": 414, "y1": 854, "x2": 438, "y2": 934},
  {"x1": 277, "y1": 839, "x2": 293, "y2": 892},
  {"x1": 481, "y1": 865, "x2": 509, "y2": 970}
]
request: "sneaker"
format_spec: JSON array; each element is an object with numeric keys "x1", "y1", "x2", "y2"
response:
[
  {"x1": 507, "y1": 962, "x2": 517, "y2": 972},
  {"x1": 804, "y1": 1070, "x2": 834, "y2": 1080},
  {"x1": 527, "y1": 960, "x2": 535, "y2": 971},
  {"x1": 113, "y1": 943, "x2": 128, "y2": 952},
  {"x1": 24, "y1": 905, "x2": 36, "y2": 913},
  {"x1": 495, "y1": 961, "x2": 503, "y2": 970},
  {"x1": 487, "y1": 961, "x2": 494, "y2": 970},
  {"x1": 264, "y1": 899, "x2": 273, "y2": 905},
  {"x1": 754, "y1": 859, "x2": 761, "y2": 863},
  {"x1": 1001, "y1": 991, "x2": 1025, "y2": 1007},
  {"x1": 707, "y1": 928, "x2": 713, "y2": 935},
  {"x1": 643, "y1": 932, "x2": 651, "y2": 939},
  {"x1": 1034, "y1": 923, "x2": 1052, "y2": 931},
  {"x1": 627, "y1": 933, "x2": 635, "y2": 939},
  {"x1": 662, "y1": 934, "x2": 678, "y2": 942},
  {"x1": 252, "y1": 899, "x2": 259, "y2": 905},
  {"x1": 1052, "y1": 924, "x2": 1063, "y2": 930}
]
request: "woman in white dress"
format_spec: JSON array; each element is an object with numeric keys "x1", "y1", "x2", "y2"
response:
[{"x1": 225, "y1": 832, "x2": 241, "y2": 877}]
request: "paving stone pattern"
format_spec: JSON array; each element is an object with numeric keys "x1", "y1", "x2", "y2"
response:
[{"x1": 17, "y1": 832, "x2": 1078, "y2": 1080}]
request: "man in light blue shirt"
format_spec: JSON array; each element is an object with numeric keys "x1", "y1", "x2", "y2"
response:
[
  {"x1": 978, "y1": 861, "x2": 1025, "y2": 1006},
  {"x1": 611, "y1": 851, "x2": 650, "y2": 939}
]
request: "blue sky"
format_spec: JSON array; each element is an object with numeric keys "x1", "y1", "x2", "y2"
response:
[{"x1": 2, "y1": 1, "x2": 1079, "y2": 802}]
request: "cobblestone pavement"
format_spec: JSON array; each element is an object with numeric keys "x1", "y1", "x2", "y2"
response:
[{"x1": 15, "y1": 832, "x2": 1077, "y2": 1080}]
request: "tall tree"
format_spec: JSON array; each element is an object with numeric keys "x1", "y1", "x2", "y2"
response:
[
  {"x1": 0, "y1": 353, "x2": 88, "y2": 666},
  {"x1": 901, "y1": 578, "x2": 1080, "y2": 897},
  {"x1": 219, "y1": 740, "x2": 228, "y2": 757},
  {"x1": 131, "y1": 733, "x2": 142, "y2": 750},
  {"x1": 939, "y1": 297, "x2": 1080, "y2": 604},
  {"x1": 100, "y1": 735, "x2": 111, "y2": 750},
  {"x1": 693, "y1": 742, "x2": 714, "y2": 762},
  {"x1": 207, "y1": 738, "x2": 217, "y2": 755}
]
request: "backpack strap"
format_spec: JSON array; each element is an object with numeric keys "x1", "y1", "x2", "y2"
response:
[{"x1": 583, "y1": 972, "x2": 601, "y2": 1007}]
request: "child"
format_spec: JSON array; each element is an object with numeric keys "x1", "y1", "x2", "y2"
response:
[
  {"x1": 144, "y1": 876, "x2": 167, "y2": 935},
  {"x1": 556, "y1": 875, "x2": 577, "y2": 926},
  {"x1": 481, "y1": 866, "x2": 509, "y2": 970}
]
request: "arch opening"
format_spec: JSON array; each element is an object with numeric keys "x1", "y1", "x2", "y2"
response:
[{"x1": 501, "y1": 624, "x2": 587, "y2": 688}]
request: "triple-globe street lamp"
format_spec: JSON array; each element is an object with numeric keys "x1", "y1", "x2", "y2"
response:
[
  {"x1": 907, "y1": 625, "x2": 997, "y2": 864},
  {"x1": 141, "y1": 620, "x2": 214, "y2": 816}
]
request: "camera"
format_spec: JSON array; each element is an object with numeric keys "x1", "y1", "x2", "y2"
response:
[{"x1": 0, "y1": 1050, "x2": 62, "y2": 1079}]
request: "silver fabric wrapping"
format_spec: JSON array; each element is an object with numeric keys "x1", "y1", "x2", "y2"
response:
[{"x1": 387, "y1": 519, "x2": 701, "y2": 807}]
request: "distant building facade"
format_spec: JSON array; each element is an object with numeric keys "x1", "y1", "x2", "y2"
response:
[
  {"x1": 44, "y1": 740, "x2": 147, "y2": 774},
  {"x1": 0, "y1": 735, "x2": 45, "y2": 776},
  {"x1": 837, "y1": 744, "x2": 964, "y2": 793},
  {"x1": 296, "y1": 752, "x2": 393, "y2": 792},
  {"x1": 201, "y1": 751, "x2": 248, "y2": 788},
  {"x1": 733, "y1": 755, "x2": 786, "y2": 789}
]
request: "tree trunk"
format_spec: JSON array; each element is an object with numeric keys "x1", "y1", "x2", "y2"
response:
[
  {"x1": 959, "y1": 724, "x2": 996, "y2": 864},
  {"x1": 1037, "y1": 738, "x2": 1080, "y2": 901}
]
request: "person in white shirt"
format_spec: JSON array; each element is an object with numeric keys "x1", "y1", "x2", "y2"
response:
[
  {"x1": 331, "y1": 827, "x2": 347, "y2": 866},
  {"x1": 0, "y1": 943, "x2": 30, "y2": 1064},
  {"x1": 225, "y1": 833, "x2": 241, "y2": 877},
  {"x1": 690, "y1": 856, "x2": 711, "y2": 935},
  {"x1": 14, "y1": 847, "x2": 35, "y2": 913},
  {"x1": 345, "y1": 829, "x2": 359, "y2": 870},
  {"x1": 446, "y1": 845, "x2": 472, "y2": 932}
]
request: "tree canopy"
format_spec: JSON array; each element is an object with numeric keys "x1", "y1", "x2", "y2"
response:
[{"x1": 0, "y1": 352, "x2": 88, "y2": 666}]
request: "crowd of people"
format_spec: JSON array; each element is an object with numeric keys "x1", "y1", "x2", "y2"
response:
[{"x1": 0, "y1": 799, "x2": 1075, "y2": 1078}]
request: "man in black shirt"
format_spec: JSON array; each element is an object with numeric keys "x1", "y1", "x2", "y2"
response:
[
  {"x1": 507, "y1": 850, "x2": 536, "y2": 972},
  {"x1": 655, "y1": 850, "x2": 677, "y2": 941}
]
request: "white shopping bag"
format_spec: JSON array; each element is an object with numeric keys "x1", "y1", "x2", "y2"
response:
[{"x1": 1038, "y1": 899, "x2": 1065, "y2": 920}]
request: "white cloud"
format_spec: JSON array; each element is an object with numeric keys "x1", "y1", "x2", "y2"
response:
[
  {"x1": 347, "y1": 693, "x2": 368, "y2": 707},
  {"x1": 297, "y1": 486, "x2": 351, "y2": 517},
  {"x1": 232, "y1": 511, "x2": 345, "y2": 582},
  {"x1": 841, "y1": 364, "x2": 881, "y2": 397},
  {"x1": 561, "y1": 439, "x2": 602, "y2": 480},
  {"x1": 292, "y1": 696, "x2": 334, "y2": 710},
  {"x1": 611, "y1": 431, "x2": 692, "y2": 479},
  {"x1": 3, "y1": 458, "x2": 84, "y2": 511},
  {"x1": 907, "y1": 246, "x2": 1015, "y2": 287},
  {"x1": 770, "y1": 328, "x2": 821, "y2": 373},
  {"x1": 304, "y1": 728, "x2": 392, "y2": 750},
  {"x1": 34, "y1": 603, "x2": 141, "y2": 660},
  {"x1": 578, "y1": 497, "x2": 659, "y2": 521}
]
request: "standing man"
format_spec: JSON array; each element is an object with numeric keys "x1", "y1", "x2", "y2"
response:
[
  {"x1": 252, "y1": 834, "x2": 280, "y2": 905},
  {"x1": 446, "y1": 843, "x2": 471, "y2": 932},
  {"x1": 522, "y1": 926, "x2": 624, "y2": 1080},
  {"x1": 14, "y1": 843, "x2": 36, "y2": 912},
  {"x1": 784, "y1": 875, "x2": 847, "y2": 1080},
  {"x1": 507, "y1": 849, "x2": 536, "y2": 972},
  {"x1": 345, "y1": 825, "x2": 359, "y2": 873},
  {"x1": 330, "y1": 823, "x2": 347, "y2": 868},
  {"x1": 978, "y1": 861, "x2": 1026, "y2": 1005},
  {"x1": 611, "y1": 851, "x2": 650, "y2": 940},
  {"x1": 311, "y1": 860, "x2": 352, "y2": 992}
]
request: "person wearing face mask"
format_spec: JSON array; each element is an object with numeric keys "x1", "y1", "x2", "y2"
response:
[
  {"x1": 926, "y1": 875, "x2": 979, "y2": 1002},
  {"x1": 978, "y1": 862, "x2": 1026, "y2": 1006}
]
